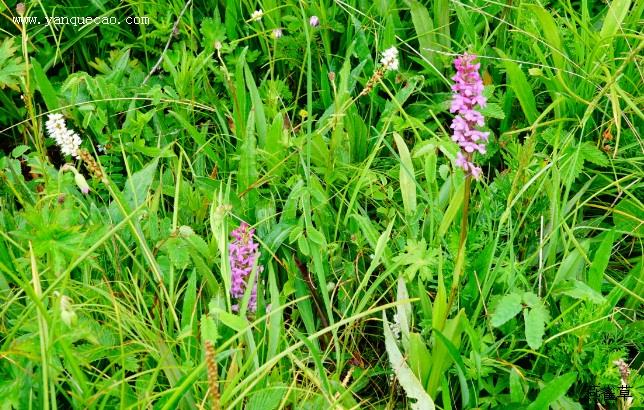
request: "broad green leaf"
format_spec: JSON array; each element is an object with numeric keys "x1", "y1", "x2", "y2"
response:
[
  {"x1": 588, "y1": 230, "x2": 616, "y2": 290},
  {"x1": 432, "y1": 272, "x2": 447, "y2": 331},
  {"x1": 599, "y1": 0, "x2": 632, "y2": 40},
  {"x1": 554, "y1": 280, "x2": 606, "y2": 304},
  {"x1": 522, "y1": 292, "x2": 540, "y2": 308},
  {"x1": 181, "y1": 269, "x2": 197, "y2": 330},
  {"x1": 394, "y1": 133, "x2": 417, "y2": 216},
  {"x1": 579, "y1": 142, "x2": 608, "y2": 166},
  {"x1": 32, "y1": 60, "x2": 59, "y2": 110},
  {"x1": 408, "y1": 333, "x2": 431, "y2": 386},
  {"x1": 613, "y1": 198, "x2": 643, "y2": 238},
  {"x1": 427, "y1": 310, "x2": 464, "y2": 396},
  {"x1": 491, "y1": 293, "x2": 522, "y2": 327},
  {"x1": 433, "y1": 328, "x2": 472, "y2": 409},
  {"x1": 126, "y1": 158, "x2": 158, "y2": 208},
  {"x1": 405, "y1": 0, "x2": 439, "y2": 69},
  {"x1": 496, "y1": 49, "x2": 538, "y2": 123},
  {"x1": 553, "y1": 240, "x2": 589, "y2": 286},
  {"x1": 200, "y1": 315, "x2": 218, "y2": 342},
  {"x1": 383, "y1": 312, "x2": 435, "y2": 410},
  {"x1": 246, "y1": 386, "x2": 287, "y2": 410},
  {"x1": 239, "y1": 111, "x2": 258, "y2": 207},
  {"x1": 524, "y1": 304, "x2": 549, "y2": 350},
  {"x1": 509, "y1": 368, "x2": 526, "y2": 403},
  {"x1": 109, "y1": 158, "x2": 159, "y2": 222},
  {"x1": 437, "y1": 178, "x2": 464, "y2": 238},
  {"x1": 397, "y1": 277, "x2": 412, "y2": 348},
  {"x1": 358, "y1": 218, "x2": 396, "y2": 301},
  {"x1": 527, "y1": 372, "x2": 577, "y2": 410},
  {"x1": 244, "y1": 63, "x2": 267, "y2": 146},
  {"x1": 433, "y1": 0, "x2": 450, "y2": 48}
]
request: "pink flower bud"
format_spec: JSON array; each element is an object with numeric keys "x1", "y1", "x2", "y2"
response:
[{"x1": 74, "y1": 172, "x2": 90, "y2": 194}]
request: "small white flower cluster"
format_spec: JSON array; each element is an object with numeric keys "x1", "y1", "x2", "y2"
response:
[
  {"x1": 380, "y1": 46, "x2": 399, "y2": 71},
  {"x1": 250, "y1": 9, "x2": 263, "y2": 22},
  {"x1": 46, "y1": 114, "x2": 82, "y2": 158}
]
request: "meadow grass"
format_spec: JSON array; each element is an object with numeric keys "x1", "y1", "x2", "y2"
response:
[{"x1": 0, "y1": 0, "x2": 642, "y2": 408}]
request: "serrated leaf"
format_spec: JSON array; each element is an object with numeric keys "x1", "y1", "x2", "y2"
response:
[
  {"x1": 524, "y1": 304, "x2": 548, "y2": 350},
  {"x1": 579, "y1": 142, "x2": 608, "y2": 166},
  {"x1": 522, "y1": 292, "x2": 540, "y2": 308},
  {"x1": 185, "y1": 234, "x2": 210, "y2": 260},
  {"x1": 383, "y1": 312, "x2": 435, "y2": 410},
  {"x1": 479, "y1": 103, "x2": 505, "y2": 119},
  {"x1": 200, "y1": 315, "x2": 218, "y2": 342},
  {"x1": 560, "y1": 146, "x2": 585, "y2": 188},
  {"x1": 200, "y1": 17, "x2": 226, "y2": 45},
  {"x1": 246, "y1": 386, "x2": 286, "y2": 410},
  {"x1": 11, "y1": 145, "x2": 29, "y2": 158},
  {"x1": 0, "y1": 38, "x2": 23, "y2": 91},
  {"x1": 491, "y1": 293, "x2": 523, "y2": 327}
]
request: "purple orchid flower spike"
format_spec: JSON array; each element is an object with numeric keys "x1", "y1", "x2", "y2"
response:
[
  {"x1": 229, "y1": 222, "x2": 263, "y2": 312},
  {"x1": 449, "y1": 53, "x2": 489, "y2": 179}
]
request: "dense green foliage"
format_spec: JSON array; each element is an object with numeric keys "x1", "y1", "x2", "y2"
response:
[{"x1": 1, "y1": 0, "x2": 642, "y2": 408}]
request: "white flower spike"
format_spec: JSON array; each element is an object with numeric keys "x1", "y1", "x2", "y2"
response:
[
  {"x1": 380, "y1": 46, "x2": 399, "y2": 71},
  {"x1": 45, "y1": 114, "x2": 82, "y2": 158}
]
